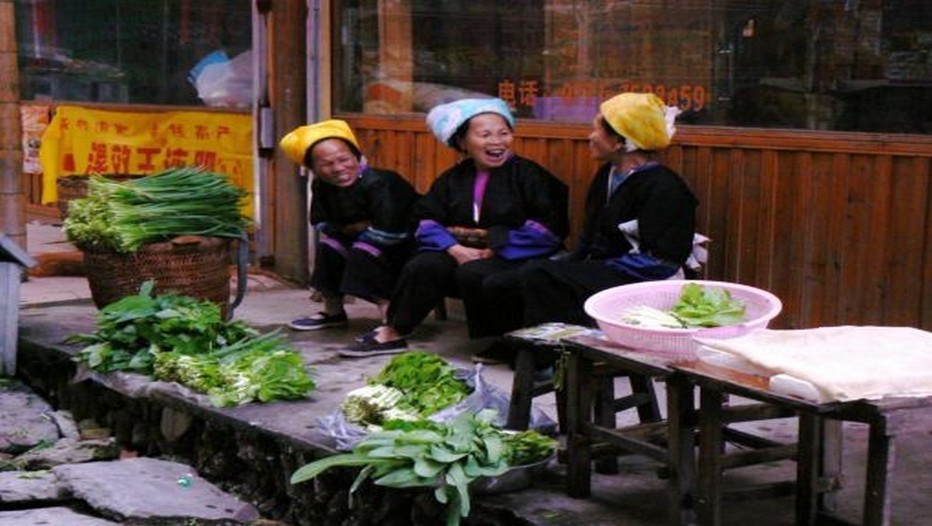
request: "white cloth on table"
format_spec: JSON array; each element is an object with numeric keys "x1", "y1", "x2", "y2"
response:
[{"x1": 694, "y1": 325, "x2": 932, "y2": 403}]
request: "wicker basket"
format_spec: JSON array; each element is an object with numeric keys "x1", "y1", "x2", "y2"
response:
[
  {"x1": 584, "y1": 280, "x2": 783, "y2": 355},
  {"x1": 57, "y1": 174, "x2": 144, "y2": 220},
  {"x1": 82, "y1": 236, "x2": 233, "y2": 316}
]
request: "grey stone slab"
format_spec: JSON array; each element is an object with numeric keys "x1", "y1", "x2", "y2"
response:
[
  {"x1": 0, "y1": 380, "x2": 60, "y2": 454},
  {"x1": 47, "y1": 410, "x2": 81, "y2": 440},
  {"x1": 0, "y1": 506, "x2": 119, "y2": 525},
  {"x1": 0, "y1": 470, "x2": 64, "y2": 503},
  {"x1": 13, "y1": 437, "x2": 120, "y2": 470},
  {"x1": 53, "y1": 457, "x2": 259, "y2": 524}
]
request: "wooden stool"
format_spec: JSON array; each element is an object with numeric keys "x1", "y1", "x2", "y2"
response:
[{"x1": 504, "y1": 324, "x2": 663, "y2": 447}]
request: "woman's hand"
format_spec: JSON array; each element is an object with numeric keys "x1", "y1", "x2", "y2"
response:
[
  {"x1": 447, "y1": 244, "x2": 493, "y2": 265},
  {"x1": 340, "y1": 220, "x2": 371, "y2": 236},
  {"x1": 447, "y1": 226, "x2": 489, "y2": 248}
]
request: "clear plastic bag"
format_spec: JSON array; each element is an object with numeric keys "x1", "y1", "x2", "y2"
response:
[
  {"x1": 318, "y1": 364, "x2": 556, "y2": 451},
  {"x1": 188, "y1": 49, "x2": 253, "y2": 108}
]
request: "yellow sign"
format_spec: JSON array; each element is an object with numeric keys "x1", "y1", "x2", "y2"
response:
[{"x1": 40, "y1": 105, "x2": 253, "y2": 216}]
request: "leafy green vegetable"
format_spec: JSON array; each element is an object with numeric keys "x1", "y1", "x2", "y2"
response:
[
  {"x1": 622, "y1": 305, "x2": 687, "y2": 328},
  {"x1": 71, "y1": 282, "x2": 314, "y2": 406},
  {"x1": 70, "y1": 281, "x2": 253, "y2": 373},
  {"x1": 622, "y1": 283, "x2": 747, "y2": 328},
  {"x1": 368, "y1": 352, "x2": 470, "y2": 416},
  {"x1": 340, "y1": 384, "x2": 417, "y2": 427},
  {"x1": 62, "y1": 182, "x2": 124, "y2": 252},
  {"x1": 291, "y1": 411, "x2": 555, "y2": 526},
  {"x1": 502, "y1": 430, "x2": 559, "y2": 467},
  {"x1": 63, "y1": 167, "x2": 250, "y2": 253},
  {"x1": 670, "y1": 283, "x2": 746, "y2": 327}
]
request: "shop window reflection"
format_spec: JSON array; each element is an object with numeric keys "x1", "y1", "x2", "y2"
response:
[{"x1": 333, "y1": 0, "x2": 931, "y2": 134}]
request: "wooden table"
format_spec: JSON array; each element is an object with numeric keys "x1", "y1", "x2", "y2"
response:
[
  {"x1": 563, "y1": 335, "x2": 698, "y2": 526},
  {"x1": 674, "y1": 359, "x2": 932, "y2": 526},
  {"x1": 563, "y1": 335, "x2": 811, "y2": 526}
]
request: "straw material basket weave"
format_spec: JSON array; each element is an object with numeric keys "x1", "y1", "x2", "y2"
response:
[{"x1": 82, "y1": 235, "x2": 232, "y2": 315}]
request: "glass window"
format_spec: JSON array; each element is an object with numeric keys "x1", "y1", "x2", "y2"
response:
[
  {"x1": 15, "y1": 0, "x2": 252, "y2": 107},
  {"x1": 333, "y1": 0, "x2": 932, "y2": 134}
]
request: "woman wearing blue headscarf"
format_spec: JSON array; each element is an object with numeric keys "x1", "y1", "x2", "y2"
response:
[{"x1": 340, "y1": 98, "x2": 569, "y2": 357}]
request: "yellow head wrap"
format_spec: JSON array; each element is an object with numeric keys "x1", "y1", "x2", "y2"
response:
[
  {"x1": 599, "y1": 93, "x2": 680, "y2": 152},
  {"x1": 279, "y1": 119, "x2": 360, "y2": 165}
]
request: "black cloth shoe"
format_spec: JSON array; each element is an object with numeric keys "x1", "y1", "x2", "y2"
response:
[
  {"x1": 354, "y1": 328, "x2": 412, "y2": 343},
  {"x1": 338, "y1": 337, "x2": 409, "y2": 358},
  {"x1": 288, "y1": 311, "x2": 348, "y2": 331}
]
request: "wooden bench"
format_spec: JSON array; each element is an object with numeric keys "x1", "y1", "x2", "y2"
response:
[
  {"x1": 503, "y1": 324, "x2": 663, "y2": 444},
  {"x1": 562, "y1": 334, "x2": 803, "y2": 525},
  {"x1": 675, "y1": 359, "x2": 932, "y2": 526}
]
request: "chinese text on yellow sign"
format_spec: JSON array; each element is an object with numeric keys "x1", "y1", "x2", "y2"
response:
[{"x1": 40, "y1": 105, "x2": 253, "y2": 216}]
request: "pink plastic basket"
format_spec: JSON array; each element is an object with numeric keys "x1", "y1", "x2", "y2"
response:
[{"x1": 583, "y1": 280, "x2": 783, "y2": 355}]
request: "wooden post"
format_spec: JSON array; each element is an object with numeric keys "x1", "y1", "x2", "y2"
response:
[
  {"x1": 268, "y1": 0, "x2": 310, "y2": 282},
  {"x1": 0, "y1": 0, "x2": 27, "y2": 254}
]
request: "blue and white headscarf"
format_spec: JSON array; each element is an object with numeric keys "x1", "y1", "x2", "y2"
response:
[{"x1": 425, "y1": 98, "x2": 515, "y2": 148}]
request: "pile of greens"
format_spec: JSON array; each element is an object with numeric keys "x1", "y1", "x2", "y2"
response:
[
  {"x1": 340, "y1": 352, "x2": 471, "y2": 427},
  {"x1": 63, "y1": 167, "x2": 250, "y2": 253},
  {"x1": 623, "y1": 282, "x2": 747, "y2": 328},
  {"x1": 671, "y1": 283, "x2": 747, "y2": 327},
  {"x1": 291, "y1": 411, "x2": 556, "y2": 526},
  {"x1": 70, "y1": 282, "x2": 314, "y2": 407}
]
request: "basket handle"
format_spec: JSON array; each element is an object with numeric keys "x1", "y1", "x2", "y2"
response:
[{"x1": 227, "y1": 234, "x2": 249, "y2": 320}]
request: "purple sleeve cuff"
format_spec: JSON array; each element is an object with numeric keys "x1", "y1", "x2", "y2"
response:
[
  {"x1": 415, "y1": 220, "x2": 458, "y2": 251},
  {"x1": 351, "y1": 241, "x2": 383, "y2": 258},
  {"x1": 319, "y1": 234, "x2": 349, "y2": 256},
  {"x1": 493, "y1": 220, "x2": 563, "y2": 260},
  {"x1": 605, "y1": 253, "x2": 680, "y2": 281}
]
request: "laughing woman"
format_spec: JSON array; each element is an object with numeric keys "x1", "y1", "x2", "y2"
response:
[
  {"x1": 341, "y1": 98, "x2": 569, "y2": 357},
  {"x1": 279, "y1": 120, "x2": 419, "y2": 331}
]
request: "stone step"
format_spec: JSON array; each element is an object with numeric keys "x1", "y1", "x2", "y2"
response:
[
  {"x1": 54, "y1": 457, "x2": 259, "y2": 524},
  {"x1": 0, "y1": 507, "x2": 120, "y2": 526},
  {"x1": 1, "y1": 379, "x2": 259, "y2": 525}
]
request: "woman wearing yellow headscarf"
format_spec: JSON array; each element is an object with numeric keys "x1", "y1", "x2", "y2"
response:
[
  {"x1": 279, "y1": 119, "x2": 419, "y2": 331},
  {"x1": 520, "y1": 92, "x2": 698, "y2": 331}
]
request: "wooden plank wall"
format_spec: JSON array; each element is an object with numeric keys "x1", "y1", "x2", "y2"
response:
[{"x1": 345, "y1": 114, "x2": 932, "y2": 331}]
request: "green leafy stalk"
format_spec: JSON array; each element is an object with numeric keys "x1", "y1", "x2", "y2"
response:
[
  {"x1": 290, "y1": 411, "x2": 556, "y2": 526},
  {"x1": 622, "y1": 283, "x2": 747, "y2": 328},
  {"x1": 71, "y1": 282, "x2": 314, "y2": 406},
  {"x1": 368, "y1": 352, "x2": 470, "y2": 416},
  {"x1": 670, "y1": 283, "x2": 747, "y2": 327},
  {"x1": 63, "y1": 167, "x2": 251, "y2": 253}
]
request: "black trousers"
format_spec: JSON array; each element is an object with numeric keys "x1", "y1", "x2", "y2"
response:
[
  {"x1": 310, "y1": 239, "x2": 411, "y2": 304},
  {"x1": 521, "y1": 259, "x2": 636, "y2": 327},
  {"x1": 386, "y1": 251, "x2": 527, "y2": 338}
]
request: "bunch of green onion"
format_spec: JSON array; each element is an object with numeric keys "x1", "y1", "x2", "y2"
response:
[{"x1": 81, "y1": 166, "x2": 250, "y2": 252}]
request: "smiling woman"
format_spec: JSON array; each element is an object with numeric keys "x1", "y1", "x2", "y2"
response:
[{"x1": 339, "y1": 98, "x2": 570, "y2": 358}]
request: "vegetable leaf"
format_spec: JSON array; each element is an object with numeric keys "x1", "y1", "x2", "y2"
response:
[
  {"x1": 72, "y1": 283, "x2": 314, "y2": 406},
  {"x1": 671, "y1": 283, "x2": 746, "y2": 327}
]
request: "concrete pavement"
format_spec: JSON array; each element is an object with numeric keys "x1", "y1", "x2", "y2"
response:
[{"x1": 13, "y1": 220, "x2": 932, "y2": 525}]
